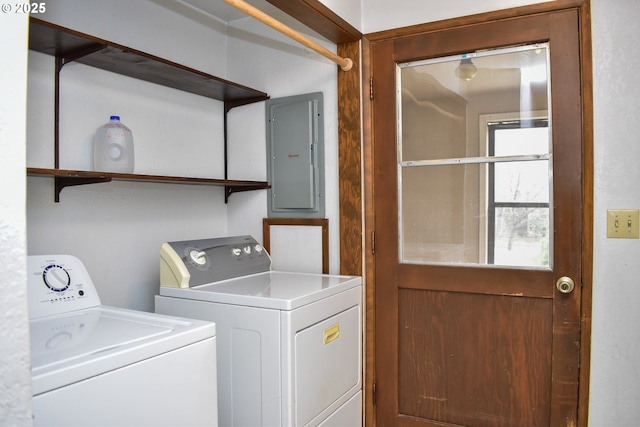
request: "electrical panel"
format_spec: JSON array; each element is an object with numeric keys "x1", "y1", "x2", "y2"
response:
[{"x1": 266, "y1": 92, "x2": 325, "y2": 218}]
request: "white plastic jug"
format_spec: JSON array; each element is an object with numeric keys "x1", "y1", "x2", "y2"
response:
[{"x1": 93, "y1": 116, "x2": 134, "y2": 173}]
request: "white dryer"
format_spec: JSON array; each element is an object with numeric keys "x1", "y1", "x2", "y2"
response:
[
  {"x1": 155, "y1": 235, "x2": 362, "y2": 427},
  {"x1": 28, "y1": 254, "x2": 218, "y2": 427}
]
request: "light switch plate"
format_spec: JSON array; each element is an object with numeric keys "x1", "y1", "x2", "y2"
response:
[{"x1": 607, "y1": 209, "x2": 640, "y2": 238}]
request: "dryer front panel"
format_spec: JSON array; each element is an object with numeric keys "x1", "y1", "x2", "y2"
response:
[{"x1": 294, "y1": 305, "x2": 361, "y2": 425}]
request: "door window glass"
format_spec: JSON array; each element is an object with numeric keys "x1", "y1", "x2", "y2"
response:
[{"x1": 397, "y1": 44, "x2": 552, "y2": 268}]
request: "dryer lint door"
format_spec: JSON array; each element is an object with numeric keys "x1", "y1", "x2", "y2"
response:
[{"x1": 294, "y1": 306, "x2": 361, "y2": 425}]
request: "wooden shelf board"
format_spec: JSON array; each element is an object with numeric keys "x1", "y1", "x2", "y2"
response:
[
  {"x1": 27, "y1": 167, "x2": 270, "y2": 189},
  {"x1": 28, "y1": 17, "x2": 269, "y2": 107}
]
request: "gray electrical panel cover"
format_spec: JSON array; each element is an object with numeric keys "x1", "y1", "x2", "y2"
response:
[{"x1": 266, "y1": 92, "x2": 325, "y2": 218}]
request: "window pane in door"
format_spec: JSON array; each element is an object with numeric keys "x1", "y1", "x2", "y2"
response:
[
  {"x1": 397, "y1": 43, "x2": 552, "y2": 268},
  {"x1": 493, "y1": 160, "x2": 550, "y2": 203},
  {"x1": 400, "y1": 163, "x2": 486, "y2": 264},
  {"x1": 494, "y1": 207, "x2": 550, "y2": 266},
  {"x1": 494, "y1": 126, "x2": 549, "y2": 157}
]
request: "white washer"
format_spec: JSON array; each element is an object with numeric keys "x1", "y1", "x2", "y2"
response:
[
  {"x1": 28, "y1": 255, "x2": 218, "y2": 427},
  {"x1": 154, "y1": 235, "x2": 362, "y2": 427}
]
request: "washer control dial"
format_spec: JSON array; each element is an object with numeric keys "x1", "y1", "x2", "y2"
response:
[{"x1": 43, "y1": 264, "x2": 71, "y2": 292}]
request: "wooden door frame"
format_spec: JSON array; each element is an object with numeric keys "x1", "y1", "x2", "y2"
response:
[{"x1": 361, "y1": 1, "x2": 593, "y2": 426}]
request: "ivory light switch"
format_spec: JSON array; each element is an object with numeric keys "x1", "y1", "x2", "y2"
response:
[{"x1": 607, "y1": 209, "x2": 640, "y2": 239}]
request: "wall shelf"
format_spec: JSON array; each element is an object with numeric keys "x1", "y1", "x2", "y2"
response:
[
  {"x1": 27, "y1": 168, "x2": 270, "y2": 202},
  {"x1": 28, "y1": 17, "x2": 270, "y2": 106},
  {"x1": 27, "y1": 17, "x2": 270, "y2": 202}
]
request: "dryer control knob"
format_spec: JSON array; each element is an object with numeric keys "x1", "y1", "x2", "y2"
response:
[{"x1": 189, "y1": 250, "x2": 207, "y2": 266}]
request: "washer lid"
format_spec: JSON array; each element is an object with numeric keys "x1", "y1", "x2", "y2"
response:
[
  {"x1": 158, "y1": 271, "x2": 362, "y2": 310},
  {"x1": 30, "y1": 306, "x2": 215, "y2": 395}
]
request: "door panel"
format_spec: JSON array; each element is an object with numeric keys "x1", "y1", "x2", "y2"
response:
[
  {"x1": 373, "y1": 9, "x2": 583, "y2": 427},
  {"x1": 398, "y1": 290, "x2": 552, "y2": 426}
]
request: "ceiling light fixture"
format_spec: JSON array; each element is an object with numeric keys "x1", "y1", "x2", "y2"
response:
[{"x1": 456, "y1": 58, "x2": 478, "y2": 81}]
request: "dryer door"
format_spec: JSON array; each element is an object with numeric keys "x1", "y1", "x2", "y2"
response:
[{"x1": 295, "y1": 305, "x2": 361, "y2": 425}]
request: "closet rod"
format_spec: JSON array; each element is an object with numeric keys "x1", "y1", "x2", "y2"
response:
[{"x1": 223, "y1": 0, "x2": 353, "y2": 71}]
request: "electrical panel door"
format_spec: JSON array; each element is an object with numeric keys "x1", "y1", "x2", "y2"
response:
[{"x1": 266, "y1": 93, "x2": 324, "y2": 218}]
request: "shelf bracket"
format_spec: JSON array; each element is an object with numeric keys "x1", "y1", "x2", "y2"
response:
[
  {"x1": 222, "y1": 99, "x2": 272, "y2": 204},
  {"x1": 54, "y1": 176, "x2": 111, "y2": 202},
  {"x1": 54, "y1": 43, "x2": 107, "y2": 170},
  {"x1": 225, "y1": 184, "x2": 271, "y2": 203},
  {"x1": 59, "y1": 43, "x2": 107, "y2": 68}
]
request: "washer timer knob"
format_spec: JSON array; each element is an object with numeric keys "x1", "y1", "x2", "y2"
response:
[{"x1": 43, "y1": 264, "x2": 71, "y2": 292}]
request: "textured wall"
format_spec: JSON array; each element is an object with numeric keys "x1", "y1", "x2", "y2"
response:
[
  {"x1": 589, "y1": 0, "x2": 640, "y2": 425},
  {"x1": 0, "y1": 11, "x2": 32, "y2": 427}
]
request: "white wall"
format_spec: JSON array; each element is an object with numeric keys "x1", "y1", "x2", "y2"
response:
[
  {"x1": 0, "y1": 11, "x2": 32, "y2": 427},
  {"x1": 319, "y1": 0, "x2": 362, "y2": 31},
  {"x1": 26, "y1": 1, "x2": 342, "y2": 318},
  {"x1": 361, "y1": 0, "x2": 551, "y2": 33},
  {"x1": 27, "y1": 0, "x2": 234, "y2": 311},
  {"x1": 589, "y1": 1, "x2": 640, "y2": 425},
  {"x1": 225, "y1": 10, "x2": 341, "y2": 273}
]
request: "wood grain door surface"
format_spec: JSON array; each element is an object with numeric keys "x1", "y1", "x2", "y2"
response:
[{"x1": 372, "y1": 9, "x2": 583, "y2": 427}]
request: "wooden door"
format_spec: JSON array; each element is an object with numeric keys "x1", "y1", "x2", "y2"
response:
[{"x1": 372, "y1": 9, "x2": 583, "y2": 427}]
